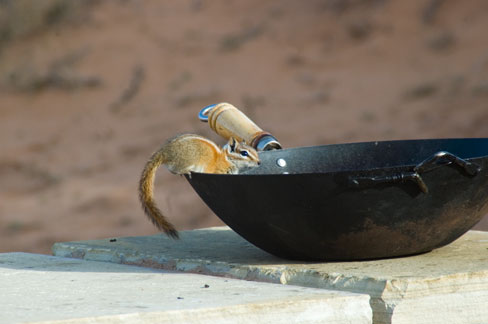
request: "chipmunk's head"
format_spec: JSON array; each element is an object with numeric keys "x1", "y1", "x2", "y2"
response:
[{"x1": 225, "y1": 137, "x2": 260, "y2": 170}]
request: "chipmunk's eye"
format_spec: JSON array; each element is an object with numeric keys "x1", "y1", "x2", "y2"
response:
[{"x1": 240, "y1": 150, "x2": 249, "y2": 157}]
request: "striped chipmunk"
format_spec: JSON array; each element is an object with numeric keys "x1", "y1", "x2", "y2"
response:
[{"x1": 138, "y1": 134, "x2": 260, "y2": 238}]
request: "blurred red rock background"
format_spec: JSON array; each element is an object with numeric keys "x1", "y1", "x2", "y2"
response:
[{"x1": 1, "y1": 0, "x2": 487, "y2": 253}]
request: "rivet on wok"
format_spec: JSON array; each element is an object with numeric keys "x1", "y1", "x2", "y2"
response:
[{"x1": 276, "y1": 158, "x2": 287, "y2": 167}]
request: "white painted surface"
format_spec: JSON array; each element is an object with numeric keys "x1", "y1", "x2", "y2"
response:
[
  {"x1": 0, "y1": 252, "x2": 371, "y2": 324},
  {"x1": 52, "y1": 227, "x2": 488, "y2": 324}
]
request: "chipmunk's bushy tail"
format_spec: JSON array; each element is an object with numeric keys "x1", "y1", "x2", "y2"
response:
[{"x1": 139, "y1": 149, "x2": 179, "y2": 239}]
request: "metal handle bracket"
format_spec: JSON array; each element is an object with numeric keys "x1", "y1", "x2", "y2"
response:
[
  {"x1": 348, "y1": 171, "x2": 428, "y2": 193},
  {"x1": 348, "y1": 151, "x2": 481, "y2": 194}
]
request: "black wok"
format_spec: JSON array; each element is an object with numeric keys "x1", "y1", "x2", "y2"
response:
[{"x1": 187, "y1": 138, "x2": 488, "y2": 261}]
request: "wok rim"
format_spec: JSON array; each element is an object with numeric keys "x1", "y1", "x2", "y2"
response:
[{"x1": 188, "y1": 137, "x2": 488, "y2": 177}]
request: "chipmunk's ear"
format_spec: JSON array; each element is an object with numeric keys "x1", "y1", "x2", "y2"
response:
[{"x1": 227, "y1": 137, "x2": 237, "y2": 152}]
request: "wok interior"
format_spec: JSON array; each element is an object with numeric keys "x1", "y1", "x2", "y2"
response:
[{"x1": 246, "y1": 138, "x2": 488, "y2": 175}]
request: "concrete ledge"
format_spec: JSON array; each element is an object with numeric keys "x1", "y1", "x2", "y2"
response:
[
  {"x1": 52, "y1": 227, "x2": 488, "y2": 324},
  {"x1": 0, "y1": 252, "x2": 371, "y2": 324}
]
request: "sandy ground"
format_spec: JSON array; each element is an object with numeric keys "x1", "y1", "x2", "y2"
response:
[{"x1": 1, "y1": 0, "x2": 487, "y2": 254}]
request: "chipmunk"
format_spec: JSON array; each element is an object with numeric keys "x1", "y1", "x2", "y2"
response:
[{"x1": 139, "y1": 134, "x2": 260, "y2": 239}]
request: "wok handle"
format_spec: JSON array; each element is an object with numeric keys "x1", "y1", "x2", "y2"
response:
[
  {"x1": 414, "y1": 151, "x2": 482, "y2": 175},
  {"x1": 348, "y1": 151, "x2": 482, "y2": 194},
  {"x1": 198, "y1": 103, "x2": 282, "y2": 151}
]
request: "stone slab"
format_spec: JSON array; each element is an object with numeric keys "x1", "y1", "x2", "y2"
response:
[
  {"x1": 53, "y1": 227, "x2": 488, "y2": 324},
  {"x1": 0, "y1": 252, "x2": 371, "y2": 324}
]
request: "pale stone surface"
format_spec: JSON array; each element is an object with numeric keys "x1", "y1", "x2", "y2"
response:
[
  {"x1": 0, "y1": 252, "x2": 371, "y2": 324},
  {"x1": 52, "y1": 227, "x2": 488, "y2": 324}
]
